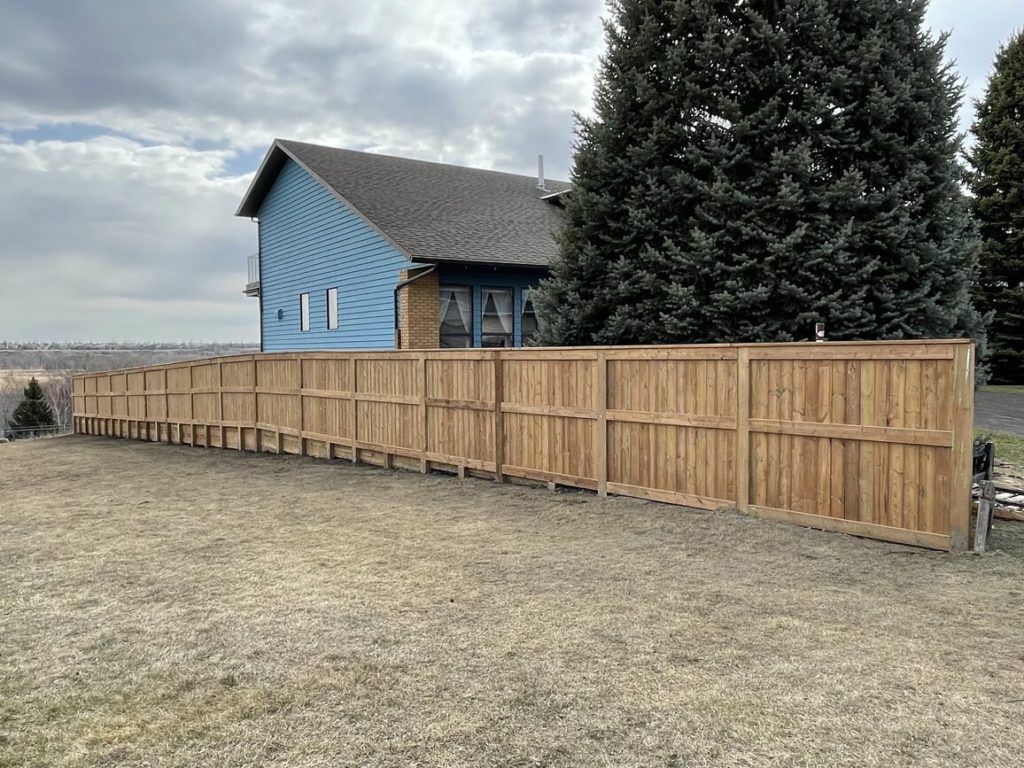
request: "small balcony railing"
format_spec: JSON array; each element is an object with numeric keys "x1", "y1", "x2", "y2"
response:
[{"x1": 244, "y1": 253, "x2": 260, "y2": 297}]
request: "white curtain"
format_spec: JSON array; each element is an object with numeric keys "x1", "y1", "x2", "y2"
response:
[
  {"x1": 454, "y1": 287, "x2": 471, "y2": 331},
  {"x1": 439, "y1": 287, "x2": 471, "y2": 332},
  {"x1": 489, "y1": 289, "x2": 513, "y2": 333},
  {"x1": 437, "y1": 289, "x2": 452, "y2": 327}
]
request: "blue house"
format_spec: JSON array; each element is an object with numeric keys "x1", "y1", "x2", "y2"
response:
[{"x1": 236, "y1": 139, "x2": 569, "y2": 351}]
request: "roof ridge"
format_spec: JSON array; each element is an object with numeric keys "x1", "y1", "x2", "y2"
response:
[{"x1": 275, "y1": 138, "x2": 570, "y2": 186}]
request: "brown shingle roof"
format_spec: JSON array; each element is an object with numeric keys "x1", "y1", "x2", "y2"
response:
[{"x1": 236, "y1": 139, "x2": 569, "y2": 268}]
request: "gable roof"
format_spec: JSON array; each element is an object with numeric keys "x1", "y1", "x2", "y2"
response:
[{"x1": 236, "y1": 139, "x2": 570, "y2": 268}]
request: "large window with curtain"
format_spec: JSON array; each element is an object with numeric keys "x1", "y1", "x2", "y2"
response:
[
  {"x1": 438, "y1": 285, "x2": 473, "y2": 347},
  {"x1": 481, "y1": 287, "x2": 514, "y2": 347}
]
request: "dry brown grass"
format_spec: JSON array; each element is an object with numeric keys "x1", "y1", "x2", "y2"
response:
[{"x1": 2, "y1": 436, "x2": 1023, "y2": 767}]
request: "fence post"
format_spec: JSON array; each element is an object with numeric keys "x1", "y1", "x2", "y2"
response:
[
  {"x1": 735, "y1": 346, "x2": 750, "y2": 511},
  {"x1": 949, "y1": 342, "x2": 975, "y2": 553},
  {"x1": 419, "y1": 353, "x2": 428, "y2": 473},
  {"x1": 188, "y1": 364, "x2": 195, "y2": 446},
  {"x1": 142, "y1": 368, "x2": 149, "y2": 441},
  {"x1": 493, "y1": 351, "x2": 504, "y2": 483},
  {"x1": 595, "y1": 351, "x2": 608, "y2": 497},
  {"x1": 351, "y1": 357, "x2": 359, "y2": 463},
  {"x1": 298, "y1": 357, "x2": 305, "y2": 457},
  {"x1": 249, "y1": 356, "x2": 258, "y2": 452},
  {"x1": 162, "y1": 369, "x2": 169, "y2": 443},
  {"x1": 218, "y1": 361, "x2": 225, "y2": 448}
]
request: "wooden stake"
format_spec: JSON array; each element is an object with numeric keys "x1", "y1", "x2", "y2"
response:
[{"x1": 974, "y1": 480, "x2": 995, "y2": 554}]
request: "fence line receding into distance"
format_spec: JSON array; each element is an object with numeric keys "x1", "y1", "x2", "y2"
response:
[{"x1": 73, "y1": 341, "x2": 975, "y2": 551}]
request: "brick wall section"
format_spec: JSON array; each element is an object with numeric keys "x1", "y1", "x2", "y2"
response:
[{"x1": 398, "y1": 268, "x2": 439, "y2": 349}]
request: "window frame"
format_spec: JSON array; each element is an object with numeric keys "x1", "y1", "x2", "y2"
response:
[
  {"x1": 480, "y1": 286, "x2": 515, "y2": 348},
  {"x1": 299, "y1": 292, "x2": 310, "y2": 332},
  {"x1": 326, "y1": 287, "x2": 338, "y2": 330},
  {"x1": 437, "y1": 284, "x2": 474, "y2": 348}
]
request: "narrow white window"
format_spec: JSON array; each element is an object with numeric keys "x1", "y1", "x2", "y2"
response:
[
  {"x1": 327, "y1": 287, "x2": 339, "y2": 330},
  {"x1": 299, "y1": 293, "x2": 310, "y2": 332}
]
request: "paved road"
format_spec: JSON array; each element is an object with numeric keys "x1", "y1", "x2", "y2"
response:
[{"x1": 975, "y1": 389, "x2": 1024, "y2": 436}]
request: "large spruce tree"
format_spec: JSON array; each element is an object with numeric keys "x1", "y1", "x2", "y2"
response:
[
  {"x1": 970, "y1": 31, "x2": 1024, "y2": 383},
  {"x1": 536, "y1": 0, "x2": 986, "y2": 350}
]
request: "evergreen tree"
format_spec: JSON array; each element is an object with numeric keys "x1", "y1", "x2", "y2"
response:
[
  {"x1": 536, "y1": 0, "x2": 986, "y2": 352},
  {"x1": 7, "y1": 377, "x2": 57, "y2": 437},
  {"x1": 969, "y1": 30, "x2": 1024, "y2": 383}
]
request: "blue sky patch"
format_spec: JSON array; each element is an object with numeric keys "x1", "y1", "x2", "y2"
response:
[{"x1": 224, "y1": 147, "x2": 267, "y2": 177}]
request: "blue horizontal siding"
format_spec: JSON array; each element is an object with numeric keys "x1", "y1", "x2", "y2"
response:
[
  {"x1": 438, "y1": 267, "x2": 545, "y2": 347},
  {"x1": 258, "y1": 159, "x2": 412, "y2": 350}
]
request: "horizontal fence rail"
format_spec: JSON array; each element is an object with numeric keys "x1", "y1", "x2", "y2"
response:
[{"x1": 73, "y1": 341, "x2": 975, "y2": 551}]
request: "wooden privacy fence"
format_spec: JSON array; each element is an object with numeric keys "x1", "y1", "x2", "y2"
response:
[{"x1": 73, "y1": 341, "x2": 975, "y2": 551}]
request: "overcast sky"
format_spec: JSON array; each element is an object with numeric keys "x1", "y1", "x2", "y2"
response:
[{"x1": 0, "y1": 0, "x2": 1019, "y2": 343}]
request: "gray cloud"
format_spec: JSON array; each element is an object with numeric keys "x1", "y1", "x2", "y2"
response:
[
  {"x1": 0, "y1": 1, "x2": 251, "y2": 115},
  {"x1": 0, "y1": 0, "x2": 602, "y2": 173},
  {"x1": 0, "y1": 0, "x2": 603, "y2": 341},
  {"x1": 467, "y1": 0, "x2": 602, "y2": 53},
  {"x1": 0, "y1": 138, "x2": 254, "y2": 340}
]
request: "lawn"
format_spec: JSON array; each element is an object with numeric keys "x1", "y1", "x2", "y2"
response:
[
  {"x1": 976, "y1": 429, "x2": 1024, "y2": 472},
  {"x1": 2, "y1": 436, "x2": 1024, "y2": 767},
  {"x1": 980, "y1": 384, "x2": 1024, "y2": 395}
]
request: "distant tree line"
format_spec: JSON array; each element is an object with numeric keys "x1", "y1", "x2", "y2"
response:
[
  {"x1": 0, "y1": 341, "x2": 255, "y2": 350},
  {"x1": 0, "y1": 344, "x2": 258, "y2": 372},
  {"x1": 0, "y1": 344, "x2": 258, "y2": 436}
]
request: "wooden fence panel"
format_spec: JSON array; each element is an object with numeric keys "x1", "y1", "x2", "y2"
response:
[
  {"x1": 425, "y1": 356, "x2": 496, "y2": 468},
  {"x1": 605, "y1": 351, "x2": 738, "y2": 508},
  {"x1": 72, "y1": 340, "x2": 975, "y2": 551}
]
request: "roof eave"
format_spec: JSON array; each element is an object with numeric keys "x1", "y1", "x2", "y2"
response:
[
  {"x1": 235, "y1": 139, "x2": 290, "y2": 218},
  {"x1": 415, "y1": 256, "x2": 552, "y2": 272},
  {"x1": 238, "y1": 139, "x2": 418, "y2": 263}
]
